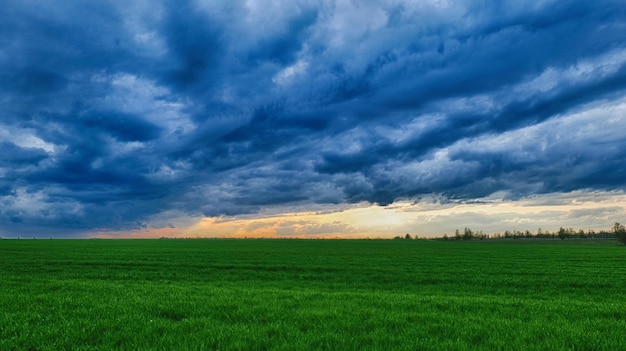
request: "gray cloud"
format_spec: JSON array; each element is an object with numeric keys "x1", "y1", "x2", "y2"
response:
[{"x1": 1, "y1": 0, "x2": 625, "y2": 236}]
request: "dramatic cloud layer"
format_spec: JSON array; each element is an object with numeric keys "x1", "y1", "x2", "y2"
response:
[{"x1": 1, "y1": 0, "x2": 626, "y2": 237}]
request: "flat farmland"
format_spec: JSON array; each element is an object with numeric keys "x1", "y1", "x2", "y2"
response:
[{"x1": 1, "y1": 239, "x2": 625, "y2": 350}]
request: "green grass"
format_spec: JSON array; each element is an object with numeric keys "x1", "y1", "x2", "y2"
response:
[{"x1": 1, "y1": 239, "x2": 625, "y2": 350}]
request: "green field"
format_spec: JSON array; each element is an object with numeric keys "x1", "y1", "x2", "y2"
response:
[{"x1": 1, "y1": 239, "x2": 625, "y2": 350}]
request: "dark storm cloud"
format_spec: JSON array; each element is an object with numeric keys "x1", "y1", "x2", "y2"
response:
[
  {"x1": 161, "y1": 2, "x2": 225, "y2": 90},
  {"x1": 0, "y1": 142, "x2": 49, "y2": 165},
  {"x1": 78, "y1": 111, "x2": 162, "y2": 142},
  {"x1": 245, "y1": 9, "x2": 318, "y2": 65},
  {"x1": 1, "y1": 0, "x2": 626, "y2": 236}
]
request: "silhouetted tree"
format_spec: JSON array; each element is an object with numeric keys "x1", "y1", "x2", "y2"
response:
[
  {"x1": 558, "y1": 227, "x2": 567, "y2": 240},
  {"x1": 613, "y1": 222, "x2": 626, "y2": 245},
  {"x1": 463, "y1": 227, "x2": 473, "y2": 240}
]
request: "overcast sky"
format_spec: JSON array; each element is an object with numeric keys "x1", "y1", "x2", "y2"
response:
[{"x1": 1, "y1": 0, "x2": 626, "y2": 238}]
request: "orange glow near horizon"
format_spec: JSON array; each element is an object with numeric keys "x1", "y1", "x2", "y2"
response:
[
  {"x1": 88, "y1": 191, "x2": 626, "y2": 239},
  {"x1": 90, "y1": 203, "x2": 418, "y2": 239}
]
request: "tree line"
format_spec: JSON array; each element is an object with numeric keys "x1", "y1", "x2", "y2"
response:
[{"x1": 434, "y1": 222, "x2": 626, "y2": 244}]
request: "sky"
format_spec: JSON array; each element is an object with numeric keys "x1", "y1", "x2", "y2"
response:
[{"x1": 1, "y1": 0, "x2": 626, "y2": 239}]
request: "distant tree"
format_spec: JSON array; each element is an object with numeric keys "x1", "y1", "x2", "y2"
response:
[
  {"x1": 443, "y1": 234, "x2": 449, "y2": 241},
  {"x1": 405, "y1": 233, "x2": 412, "y2": 240},
  {"x1": 463, "y1": 227, "x2": 473, "y2": 240},
  {"x1": 455, "y1": 229, "x2": 461, "y2": 240},
  {"x1": 479, "y1": 230, "x2": 487, "y2": 240},
  {"x1": 558, "y1": 227, "x2": 567, "y2": 240},
  {"x1": 613, "y1": 222, "x2": 626, "y2": 245},
  {"x1": 587, "y1": 229, "x2": 596, "y2": 239}
]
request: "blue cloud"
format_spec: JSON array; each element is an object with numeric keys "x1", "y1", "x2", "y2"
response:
[
  {"x1": 246, "y1": 9, "x2": 318, "y2": 65},
  {"x1": 161, "y1": 2, "x2": 225, "y2": 90},
  {"x1": 79, "y1": 111, "x2": 162, "y2": 142},
  {"x1": 1, "y1": 0, "x2": 625, "y2": 236}
]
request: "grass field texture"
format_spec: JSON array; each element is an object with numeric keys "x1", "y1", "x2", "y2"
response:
[{"x1": 1, "y1": 239, "x2": 625, "y2": 350}]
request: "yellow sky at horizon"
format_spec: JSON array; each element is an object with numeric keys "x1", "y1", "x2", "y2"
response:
[{"x1": 89, "y1": 190, "x2": 626, "y2": 239}]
